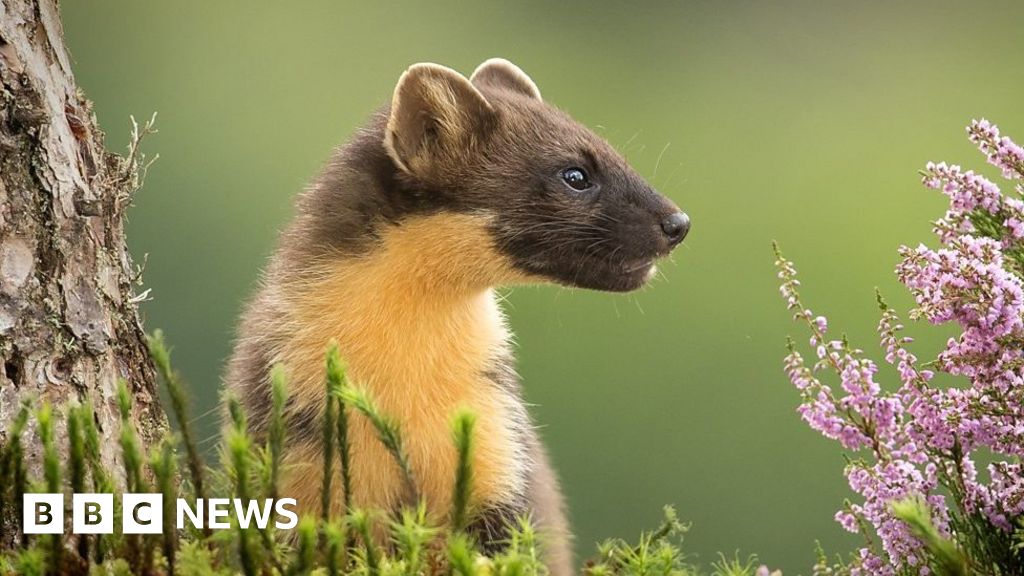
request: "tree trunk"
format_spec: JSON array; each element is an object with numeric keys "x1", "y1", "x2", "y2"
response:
[{"x1": 0, "y1": 0, "x2": 166, "y2": 525}]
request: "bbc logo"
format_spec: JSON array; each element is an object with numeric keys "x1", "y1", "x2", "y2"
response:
[
  {"x1": 22, "y1": 493, "x2": 299, "y2": 533},
  {"x1": 24, "y1": 493, "x2": 163, "y2": 535}
]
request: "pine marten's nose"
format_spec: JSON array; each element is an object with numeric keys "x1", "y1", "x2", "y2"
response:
[{"x1": 660, "y1": 212, "x2": 690, "y2": 246}]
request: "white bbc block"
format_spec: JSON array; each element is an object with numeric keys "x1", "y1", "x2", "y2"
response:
[
  {"x1": 123, "y1": 493, "x2": 163, "y2": 534},
  {"x1": 23, "y1": 493, "x2": 64, "y2": 534},
  {"x1": 73, "y1": 493, "x2": 114, "y2": 534}
]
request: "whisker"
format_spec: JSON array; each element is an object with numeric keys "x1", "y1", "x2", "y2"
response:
[
  {"x1": 631, "y1": 295, "x2": 646, "y2": 315},
  {"x1": 653, "y1": 142, "x2": 671, "y2": 180},
  {"x1": 188, "y1": 404, "x2": 222, "y2": 426}
]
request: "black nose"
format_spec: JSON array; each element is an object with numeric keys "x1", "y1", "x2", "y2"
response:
[{"x1": 660, "y1": 212, "x2": 690, "y2": 245}]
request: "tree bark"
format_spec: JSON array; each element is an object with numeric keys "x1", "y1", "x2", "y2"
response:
[{"x1": 0, "y1": 0, "x2": 166, "y2": 525}]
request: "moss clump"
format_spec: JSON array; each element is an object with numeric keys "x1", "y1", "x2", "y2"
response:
[{"x1": 0, "y1": 334, "x2": 773, "y2": 576}]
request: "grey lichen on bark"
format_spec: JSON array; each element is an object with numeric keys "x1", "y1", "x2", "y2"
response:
[{"x1": 0, "y1": 0, "x2": 167, "y2": 527}]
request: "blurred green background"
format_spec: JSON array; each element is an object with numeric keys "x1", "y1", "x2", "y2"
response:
[{"x1": 62, "y1": 1, "x2": 1023, "y2": 571}]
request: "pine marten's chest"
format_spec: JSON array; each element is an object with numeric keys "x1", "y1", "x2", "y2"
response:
[{"x1": 276, "y1": 215, "x2": 530, "y2": 518}]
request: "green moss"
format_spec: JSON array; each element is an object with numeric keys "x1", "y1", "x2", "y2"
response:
[
  {"x1": 0, "y1": 335, "x2": 770, "y2": 576},
  {"x1": 326, "y1": 345, "x2": 353, "y2": 515},
  {"x1": 450, "y1": 410, "x2": 475, "y2": 533}
]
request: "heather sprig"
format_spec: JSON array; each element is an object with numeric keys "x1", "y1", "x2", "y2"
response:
[
  {"x1": 967, "y1": 119, "x2": 1024, "y2": 183},
  {"x1": 777, "y1": 119, "x2": 1024, "y2": 575}
]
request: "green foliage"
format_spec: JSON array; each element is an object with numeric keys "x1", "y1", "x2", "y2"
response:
[
  {"x1": 446, "y1": 532, "x2": 478, "y2": 576},
  {"x1": 291, "y1": 517, "x2": 317, "y2": 575},
  {"x1": 710, "y1": 554, "x2": 758, "y2": 576},
  {"x1": 890, "y1": 498, "x2": 968, "y2": 576},
  {"x1": 268, "y1": 363, "x2": 288, "y2": 502},
  {"x1": 116, "y1": 380, "x2": 148, "y2": 494},
  {"x1": 0, "y1": 400, "x2": 30, "y2": 549},
  {"x1": 327, "y1": 345, "x2": 353, "y2": 516},
  {"x1": 324, "y1": 520, "x2": 347, "y2": 576},
  {"x1": 175, "y1": 541, "x2": 225, "y2": 576},
  {"x1": 0, "y1": 336, "x2": 778, "y2": 576},
  {"x1": 150, "y1": 436, "x2": 179, "y2": 575},
  {"x1": 586, "y1": 507, "x2": 700, "y2": 576},
  {"x1": 321, "y1": 365, "x2": 338, "y2": 521},
  {"x1": 35, "y1": 403, "x2": 63, "y2": 572},
  {"x1": 12, "y1": 545, "x2": 46, "y2": 576},
  {"x1": 389, "y1": 505, "x2": 435, "y2": 576},
  {"x1": 332, "y1": 384, "x2": 418, "y2": 505},
  {"x1": 68, "y1": 405, "x2": 89, "y2": 563},
  {"x1": 148, "y1": 330, "x2": 208, "y2": 516},
  {"x1": 36, "y1": 404, "x2": 60, "y2": 497},
  {"x1": 451, "y1": 410, "x2": 476, "y2": 533},
  {"x1": 88, "y1": 558, "x2": 134, "y2": 576},
  {"x1": 226, "y1": 394, "x2": 258, "y2": 576}
]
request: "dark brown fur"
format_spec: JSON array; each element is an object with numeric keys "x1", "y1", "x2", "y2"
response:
[{"x1": 225, "y1": 59, "x2": 687, "y2": 576}]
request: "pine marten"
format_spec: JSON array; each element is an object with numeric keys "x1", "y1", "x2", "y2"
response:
[{"x1": 226, "y1": 58, "x2": 689, "y2": 575}]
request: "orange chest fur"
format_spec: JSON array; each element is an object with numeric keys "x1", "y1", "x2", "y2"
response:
[{"x1": 276, "y1": 215, "x2": 529, "y2": 518}]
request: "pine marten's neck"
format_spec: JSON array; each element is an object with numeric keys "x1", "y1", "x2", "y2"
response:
[
  {"x1": 275, "y1": 212, "x2": 529, "y2": 515},
  {"x1": 281, "y1": 212, "x2": 522, "y2": 396}
]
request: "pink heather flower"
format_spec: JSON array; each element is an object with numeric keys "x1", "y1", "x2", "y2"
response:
[
  {"x1": 778, "y1": 120, "x2": 1024, "y2": 574},
  {"x1": 968, "y1": 118, "x2": 1024, "y2": 180},
  {"x1": 849, "y1": 549, "x2": 892, "y2": 576},
  {"x1": 814, "y1": 315, "x2": 828, "y2": 332},
  {"x1": 922, "y1": 162, "x2": 1002, "y2": 214},
  {"x1": 835, "y1": 509, "x2": 858, "y2": 533},
  {"x1": 1004, "y1": 197, "x2": 1024, "y2": 239},
  {"x1": 922, "y1": 156, "x2": 1024, "y2": 250}
]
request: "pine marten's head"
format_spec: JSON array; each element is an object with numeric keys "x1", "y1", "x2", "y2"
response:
[{"x1": 368, "y1": 59, "x2": 689, "y2": 293}]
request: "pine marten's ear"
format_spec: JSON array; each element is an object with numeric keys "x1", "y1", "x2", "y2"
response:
[
  {"x1": 385, "y1": 63, "x2": 496, "y2": 176},
  {"x1": 470, "y1": 58, "x2": 541, "y2": 101}
]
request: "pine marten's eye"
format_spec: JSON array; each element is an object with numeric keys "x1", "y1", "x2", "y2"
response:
[{"x1": 560, "y1": 167, "x2": 592, "y2": 191}]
